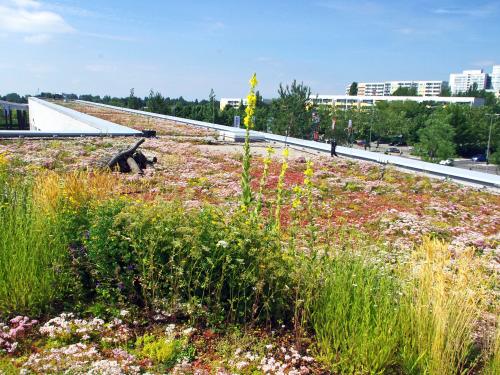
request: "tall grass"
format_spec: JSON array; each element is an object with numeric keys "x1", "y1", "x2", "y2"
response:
[
  {"x1": 0, "y1": 164, "x2": 118, "y2": 317},
  {"x1": 310, "y1": 254, "x2": 400, "y2": 374},
  {"x1": 0, "y1": 173, "x2": 70, "y2": 316},
  {"x1": 484, "y1": 326, "x2": 500, "y2": 375},
  {"x1": 399, "y1": 238, "x2": 488, "y2": 374}
]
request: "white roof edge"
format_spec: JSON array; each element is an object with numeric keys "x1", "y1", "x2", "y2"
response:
[{"x1": 29, "y1": 98, "x2": 142, "y2": 135}]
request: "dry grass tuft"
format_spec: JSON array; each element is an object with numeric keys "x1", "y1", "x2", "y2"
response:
[{"x1": 400, "y1": 237, "x2": 491, "y2": 374}]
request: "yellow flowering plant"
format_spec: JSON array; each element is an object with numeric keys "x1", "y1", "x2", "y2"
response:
[
  {"x1": 303, "y1": 161, "x2": 317, "y2": 249},
  {"x1": 274, "y1": 147, "x2": 289, "y2": 231},
  {"x1": 241, "y1": 73, "x2": 258, "y2": 209},
  {"x1": 255, "y1": 145, "x2": 275, "y2": 214}
]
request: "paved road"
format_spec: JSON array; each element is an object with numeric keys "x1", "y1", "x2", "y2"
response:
[
  {"x1": 348, "y1": 143, "x2": 500, "y2": 176},
  {"x1": 453, "y1": 159, "x2": 500, "y2": 175}
]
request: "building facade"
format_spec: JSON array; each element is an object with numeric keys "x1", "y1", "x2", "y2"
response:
[
  {"x1": 219, "y1": 98, "x2": 272, "y2": 110},
  {"x1": 491, "y1": 65, "x2": 500, "y2": 92},
  {"x1": 449, "y1": 69, "x2": 489, "y2": 94},
  {"x1": 219, "y1": 98, "x2": 247, "y2": 111},
  {"x1": 352, "y1": 81, "x2": 447, "y2": 97},
  {"x1": 310, "y1": 95, "x2": 484, "y2": 109}
]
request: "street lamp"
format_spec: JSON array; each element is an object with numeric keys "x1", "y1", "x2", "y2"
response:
[
  {"x1": 369, "y1": 106, "x2": 376, "y2": 150},
  {"x1": 485, "y1": 113, "x2": 500, "y2": 163}
]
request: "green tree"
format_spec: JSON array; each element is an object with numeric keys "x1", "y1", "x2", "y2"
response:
[
  {"x1": 392, "y1": 87, "x2": 418, "y2": 96},
  {"x1": 272, "y1": 80, "x2": 311, "y2": 138},
  {"x1": 415, "y1": 112, "x2": 456, "y2": 162},
  {"x1": 489, "y1": 139, "x2": 500, "y2": 165},
  {"x1": 440, "y1": 86, "x2": 451, "y2": 97},
  {"x1": 2, "y1": 93, "x2": 27, "y2": 103},
  {"x1": 127, "y1": 88, "x2": 141, "y2": 110},
  {"x1": 349, "y1": 82, "x2": 358, "y2": 96},
  {"x1": 146, "y1": 90, "x2": 166, "y2": 114},
  {"x1": 254, "y1": 91, "x2": 271, "y2": 131}
]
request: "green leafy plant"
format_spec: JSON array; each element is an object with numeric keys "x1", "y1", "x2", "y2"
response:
[
  {"x1": 311, "y1": 254, "x2": 401, "y2": 374},
  {"x1": 135, "y1": 334, "x2": 183, "y2": 367},
  {"x1": 85, "y1": 199, "x2": 294, "y2": 323}
]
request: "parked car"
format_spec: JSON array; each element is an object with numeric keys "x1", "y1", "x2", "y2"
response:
[
  {"x1": 389, "y1": 141, "x2": 408, "y2": 147},
  {"x1": 439, "y1": 159, "x2": 454, "y2": 166},
  {"x1": 385, "y1": 147, "x2": 401, "y2": 155},
  {"x1": 471, "y1": 154, "x2": 487, "y2": 162}
]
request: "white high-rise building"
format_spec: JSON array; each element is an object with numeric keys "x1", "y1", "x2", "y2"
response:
[
  {"x1": 491, "y1": 65, "x2": 500, "y2": 92},
  {"x1": 449, "y1": 69, "x2": 489, "y2": 94},
  {"x1": 310, "y1": 95, "x2": 484, "y2": 109},
  {"x1": 354, "y1": 80, "x2": 447, "y2": 97}
]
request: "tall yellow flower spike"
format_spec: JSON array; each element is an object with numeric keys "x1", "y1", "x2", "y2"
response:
[
  {"x1": 241, "y1": 73, "x2": 258, "y2": 208},
  {"x1": 250, "y1": 73, "x2": 258, "y2": 89}
]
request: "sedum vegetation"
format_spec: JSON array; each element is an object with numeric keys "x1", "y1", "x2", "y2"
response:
[{"x1": 0, "y1": 76, "x2": 498, "y2": 374}]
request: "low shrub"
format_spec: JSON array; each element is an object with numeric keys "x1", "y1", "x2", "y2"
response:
[{"x1": 85, "y1": 199, "x2": 294, "y2": 324}]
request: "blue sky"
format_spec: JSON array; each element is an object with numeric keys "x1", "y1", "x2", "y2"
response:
[{"x1": 0, "y1": 0, "x2": 499, "y2": 99}]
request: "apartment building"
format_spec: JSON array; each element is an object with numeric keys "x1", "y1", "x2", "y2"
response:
[
  {"x1": 219, "y1": 97, "x2": 272, "y2": 110},
  {"x1": 310, "y1": 95, "x2": 484, "y2": 109},
  {"x1": 353, "y1": 81, "x2": 447, "y2": 97},
  {"x1": 449, "y1": 69, "x2": 489, "y2": 94},
  {"x1": 219, "y1": 98, "x2": 247, "y2": 110},
  {"x1": 491, "y1": 65, "x2": 500, "y2": 92},
  {"x1": 356, "y1": 82, "x2": 385, "y2": 96}
]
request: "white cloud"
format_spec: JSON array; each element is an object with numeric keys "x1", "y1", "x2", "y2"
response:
[
  {"x1": 397, "y1": 27, "x2": 416, "y2": 35},
  {"x1": 395, "y1": 27, "x2": 438, "y2": 36},
  {"x1": 85, "y1": 64, "x2": 118, "y2": 73},
  {"x1": 25, "y1": 62, "x2": 55, "y2": 74},
  {"x1": 0, "y1": 0, "x2": 73, "y2": 43},
  {"x1": 199, "y1": 18, "x2": 226, "y2": 33},
  {"x1": 12, "y1": 0, "x2": 41, "y2": 8},
  {"x1": 316, "y1": 0, "x2": 383, "y2": 15},
  {"x1": 471, "y1": 60, "x2": 497, "y2": 68},
  {"x1": 210, "y1": 21, "x2": 225, "y2": 30},
  {"x1": 23, "y1": 33, "x2": 50, "y2": 44},
  {"x1": 431, "y1": 3, "x2": 498, "y2": 17},
  {"x1": 80, "y1": 31, "x2": 137, "y2": 42}
]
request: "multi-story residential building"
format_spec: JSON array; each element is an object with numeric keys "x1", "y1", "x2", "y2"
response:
[
  {"x1": 416, "y1": 81, "x2": 448, "y2": 96},
  {"x1": 219, "y1": 97, "x2": 272, "y2": 110},
  {"x1": 310, "y1": 95, "x2": 484, "y2": 109},
  {"x1": 357, "y1": 82, "x2": 386, "y2": 96},
  {"x1": 491, "y1": 65, "x2": 500, "y2": 93},
  {"x1": 449, "y1": 69, "x2": 489, "y2": 94},
  {"x1": 219, "y1": 98, "x2": 247, "y2": 110},
  {"x1": 351, "y1": 81, "x2": 447, "y2": 97}
]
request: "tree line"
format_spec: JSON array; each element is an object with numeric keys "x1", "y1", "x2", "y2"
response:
[{"x1": 2, "y1": 82, "x2": 500, "y2": 164}]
